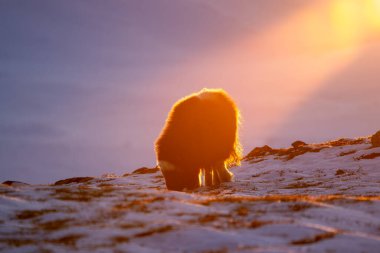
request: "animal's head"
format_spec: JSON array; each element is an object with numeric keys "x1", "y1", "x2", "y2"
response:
[{"x1": 158, "y1": 161, "x2": 200, "y2": 191}]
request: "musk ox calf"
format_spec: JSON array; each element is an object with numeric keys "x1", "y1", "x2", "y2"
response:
[{"x1": 155, "y1": 88, "x2": 242, "y2": 191}]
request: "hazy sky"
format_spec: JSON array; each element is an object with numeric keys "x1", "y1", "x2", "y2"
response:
[{"x1": 1, "y1": 0, "x2": 380, "y2": 184}]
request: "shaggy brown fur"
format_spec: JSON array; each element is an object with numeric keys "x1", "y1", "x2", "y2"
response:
[{"x1": 155, "y1": 88, "x2": 242, "y2": 191}]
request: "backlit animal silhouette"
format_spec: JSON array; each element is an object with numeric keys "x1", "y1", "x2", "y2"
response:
[{"x1": 155, "y1": 88, "x2": 242, "y2": 191}]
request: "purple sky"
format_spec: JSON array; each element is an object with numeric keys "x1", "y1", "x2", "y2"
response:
[{"x1": 1, "y1": 0, "x2": 379, "y2": 184}]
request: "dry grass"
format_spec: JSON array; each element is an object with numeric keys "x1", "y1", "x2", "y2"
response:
[
  {"x1": 134, "y1": 225, "x2": 174, "y2": 238},
  {"x1": 283, "y1": 181, "x2": 322, "y2": 189},
  {"x1": 37, "y1": 218, "x2": 72, "y2": 231},
  {"x1": 249, "y1": 220, "x2": 273, "y2": 229},
  {"x1": 194, "y1": 194, "x2": 380, "y2": 206},
  {"x1": 15, "y1": 209, "x2": 57, "y2": 220},
  {"x1": 291, "y1": 231, "x2": 336, "y2": 245},
  {"x1": 355, "y1": 153, "x2": 380, "y2": 160}
]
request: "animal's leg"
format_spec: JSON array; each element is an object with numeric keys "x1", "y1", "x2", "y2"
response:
[
  {"x1": 212, "y1": 168, "x2": 221, "y2": 185},
  {"x1": 213, "y1": 162, "x2": 233, "y2": 184},
  {"x1": 204, "y1": 168, "x2": 213, "y2": 186},
  {"x1": 183, "y1": 168, "x2": 201, "y2": 191}
]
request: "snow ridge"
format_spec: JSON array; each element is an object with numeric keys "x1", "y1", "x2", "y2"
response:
[{"x1": 0, "y1": 137, "x2": 379, "y2": 252}]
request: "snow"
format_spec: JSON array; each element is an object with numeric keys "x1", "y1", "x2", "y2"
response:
[{"x1": 0, "y1": 137, "x2": 379, "y2": 252}]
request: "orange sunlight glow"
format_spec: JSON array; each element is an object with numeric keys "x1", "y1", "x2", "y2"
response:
[
  {"x1": 331, "y1": 0, "x2": 380, "y2": 48},
  {"x1": 220, "y1": 0, "x2": 380, "y2": 142},
  {"x1": 147, "y1": 0, "x2": 380, "y2": 146}
]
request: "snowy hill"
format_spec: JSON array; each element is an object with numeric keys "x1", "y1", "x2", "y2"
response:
[{"x1": 1, "y1": 136, "x2": 380, "y2": 252}]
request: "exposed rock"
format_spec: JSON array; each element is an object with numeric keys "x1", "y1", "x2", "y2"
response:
[
  {"x1": 245, "y1": 145, "x2": 274, "y2": 160},
  {"x1": 245, "y1": 144, "x2": 326, "y2": 161},
  {"x1": 54, "y1": 177, "x2": 94, "y2": 186},
  {"x1": 328, "y1": 138, "x2": 366, "y2": 147},
  {"x1": 291, "y1": 140, "x2": 307, "y2": 148},
  {"x1": 2, "y1": 181, "x2": 30, "y2": 187},
  {"x1": 245, "y1": 136, "x2": 368, "y2": 162},
  {"x1": 285, "y1": 146, "x2": 326, "y2": 161},
  {"x1": 335, "y1": 169, "x2": 346, "y2": 175},
  {"x1": 371, "y1": 131, "x2": 380, "y2": 147},
  {"x1": 132, "y1": 167, "x2": 159, "y2": 175}
]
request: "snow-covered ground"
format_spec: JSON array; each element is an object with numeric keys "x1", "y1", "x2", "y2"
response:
[{"x1": 1, "y1": 137, "x2": 379, "y2": 253}]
